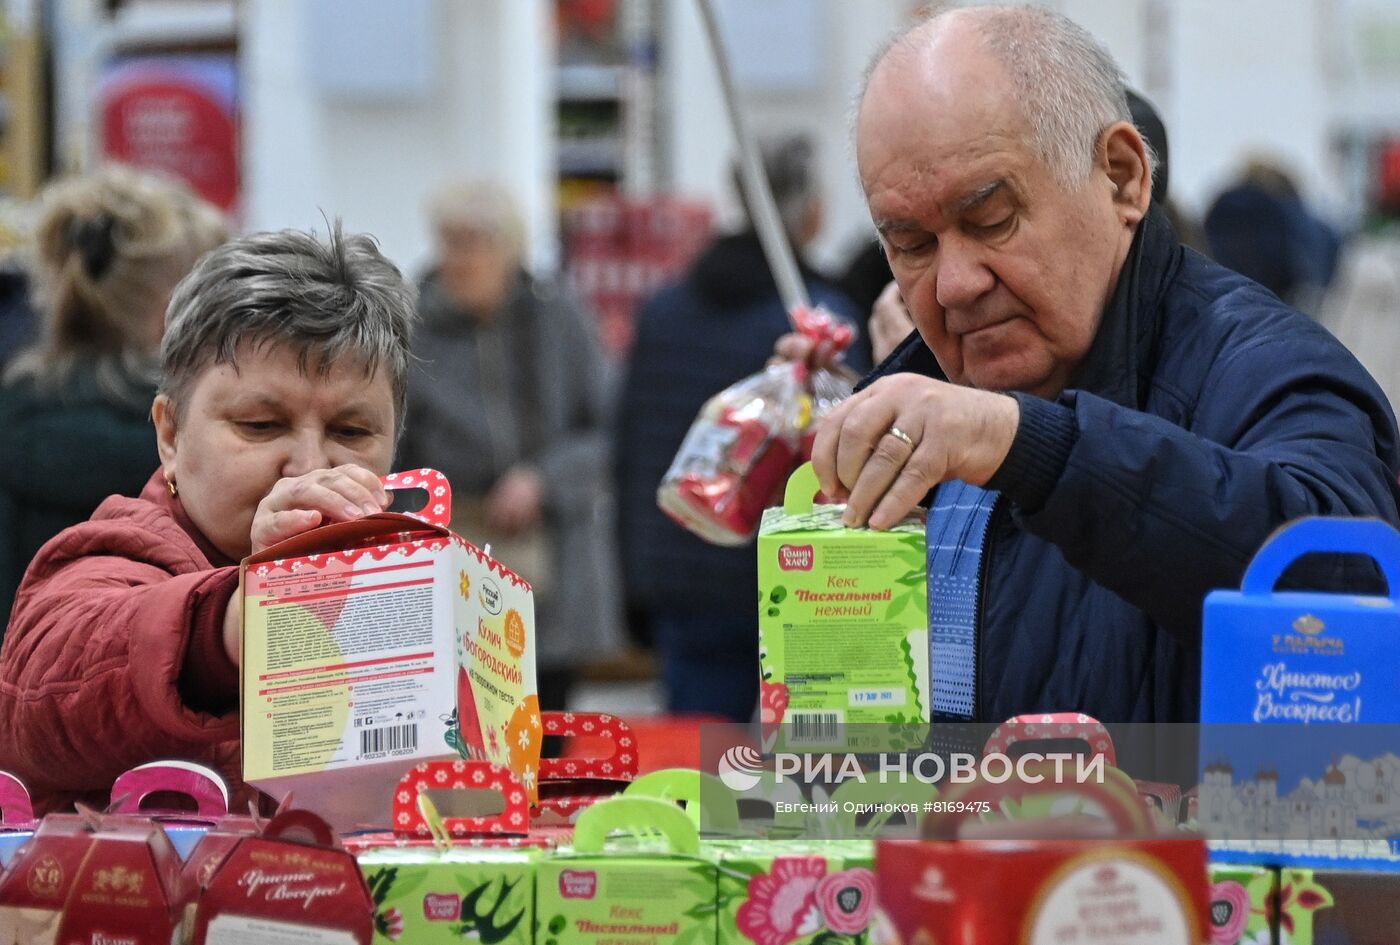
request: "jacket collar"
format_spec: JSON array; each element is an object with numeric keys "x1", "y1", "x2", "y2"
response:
[
  {"x1": 139, "y1": 470, "x2": 238, "y2": 569},
  {"x1": 864, "y1": 203, "x2": 1182, "y2": 408}
]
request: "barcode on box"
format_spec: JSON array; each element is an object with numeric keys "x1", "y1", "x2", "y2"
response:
[
  {"x1": 359, "y1": 723, "x2": 419, "y2": 759},
  {"x1": 786, "y1": 711, "x2": 844, "y2": 745}
]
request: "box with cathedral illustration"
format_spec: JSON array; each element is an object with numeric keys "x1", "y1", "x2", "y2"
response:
[{"x1": 1200, "y1": 517, "x2": 1400, "y2": 870}]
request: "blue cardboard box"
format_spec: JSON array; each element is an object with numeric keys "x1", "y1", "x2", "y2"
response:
[{"x1": 1200, "y1": 517, "x2": 1400, "y2": 871}]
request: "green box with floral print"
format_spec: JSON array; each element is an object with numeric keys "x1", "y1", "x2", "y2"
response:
[{"x1": 711, "y1": 839, "x2": 877, "y2": 945}]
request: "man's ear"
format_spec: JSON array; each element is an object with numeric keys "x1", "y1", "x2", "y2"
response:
[
  {"x1": 152, "y1": 394, "x2": 179, "y2": 484},
  {"x1": 1100, "y1": 121, "x2": 1153, "y2": 226}
]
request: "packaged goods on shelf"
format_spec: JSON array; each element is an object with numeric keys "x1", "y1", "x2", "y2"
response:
[
  {"x1": 533, "y1": 711, "x2": 639, "y2": 826},
  {"x1": 1277, "y1": 867, "x2": 1400, "y2": 943},
  {"x1": 108, "y1": 760, "x2": 230, "y2": 860},
  {"x1": 0, "y1": 772, "x2": 34, "y2": 871},
  {"x1": 188, "y1": 808, "x2": 373, "y2": 945},
  {"x1": 876, "y1": 779, "x2": 1209, "y2": 945},
  {"x1": 1200, "y1": 517, "x2": 1400, "y2": 870},
  {"x1": 535, "y1": 797, "x2": 718, "y2": 945},
  {"x1": 1206, "y1": 862, "x2": 1275, "y2": 945},
  {"x1": 757, "y1": 463, "x2": 929, "y2": 753},
  {"x1": 359, "y1": 846, "x2": 538, "y2": 944},
  {"x1": 241, "y1": 469, "x2": 540, "y2": 831},
  {"x1": 0, "y1": 812, "x2": 185, "y2": 945}
]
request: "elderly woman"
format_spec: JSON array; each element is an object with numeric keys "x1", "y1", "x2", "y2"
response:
[
  {"x1": 0, "y1": 225, "x2": 416, "y2": 812},
  {"x1": 402, "y1": 182, "x2": 620, "y2": 715},
  {"x1": 0, "y1": 167, "x2": 226, "y2": 626}
]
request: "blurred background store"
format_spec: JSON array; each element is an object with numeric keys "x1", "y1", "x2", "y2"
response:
[{"x1": 5, "y1": 0, "x2": 1400, "y2": 720}]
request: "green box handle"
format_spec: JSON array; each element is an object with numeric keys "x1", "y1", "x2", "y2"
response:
[
  {"x1": 571, "y1": 796, "x2": 701, "y2": 855},
  {"x1": 783, "y1": 461, "x2": 822, "y2": 515},
  {"x1": 623, "y1": 769, "x2": 742, "y2": 833}
]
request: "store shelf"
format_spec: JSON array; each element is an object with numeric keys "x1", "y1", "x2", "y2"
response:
[
  {"x1": 103, "y1": 0, "x2": 236, "y2": 53},
  {"x1": 557, "y1": 64, "x2": 624, "y2": 101}
]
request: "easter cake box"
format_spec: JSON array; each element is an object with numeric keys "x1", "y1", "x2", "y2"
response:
[
  {"x1": 757, "y1": 463, "x2": 929, "y2": 753},
  {"x1": 241, "y1": 469, "x2": 541, "y2": 832},
  {"x1": 1200, "y1": 517, "x2": 1400, "y2": 870}
]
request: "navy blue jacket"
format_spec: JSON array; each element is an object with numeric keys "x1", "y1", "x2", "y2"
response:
[
  {"x1": 866, "y1": 206, "x2": 1400, "y2": 722},
  {"x1": 615, "y1": 233, "x2": 865, "y2": 629}
]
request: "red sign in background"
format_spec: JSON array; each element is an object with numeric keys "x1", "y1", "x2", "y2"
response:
[{"x1": 99, "y1": 56, "x2": 239, "y2": 212}]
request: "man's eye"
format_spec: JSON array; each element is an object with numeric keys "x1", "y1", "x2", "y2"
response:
[
  {"x1": 336, "y1": 427, "x2": 373, "y2": 440},
  {"x1": 891, "y1": 237, "x2": 936, "y2": 257},
  {"x1": 967, "y1": 215, "x2": 1013, "y2": 236},
  {"x1": 236, "y1": 420, "x2": 280, "y2": 433}
]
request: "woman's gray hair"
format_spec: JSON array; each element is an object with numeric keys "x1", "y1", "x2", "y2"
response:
[
  {"x1": 425, "y1": 181, "x2": 526, "y2": 265},
  {"x1": 159, "y1": 223, "x2": 417, "y2": 426},
  {"x1": 860, "y1": 4, "x2": 1154, "y2": 189}
]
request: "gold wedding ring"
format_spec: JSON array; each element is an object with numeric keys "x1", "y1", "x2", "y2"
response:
[{"x1": 886, "y1": 425, "x2": 916, "y2": 448}]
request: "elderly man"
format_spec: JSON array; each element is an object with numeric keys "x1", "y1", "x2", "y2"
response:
[{"x1": 811, "y1": 5, "x2": 1400, "y2": 723}]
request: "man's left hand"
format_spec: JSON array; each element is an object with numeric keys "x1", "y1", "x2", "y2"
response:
[{"x1": 812, "y1": 375, "x2": 1021, "y2": 529}]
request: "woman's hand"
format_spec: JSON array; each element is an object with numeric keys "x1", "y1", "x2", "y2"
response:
[
  {"x1": 486, "y1": 466, "x2": 545, "y2": 535},
  {"x1": 250, "y1": 464, "x2": 389, "y2": 555},
  {"x1": 812, "y1": 374, "x2": 1021, "y2": 529}
]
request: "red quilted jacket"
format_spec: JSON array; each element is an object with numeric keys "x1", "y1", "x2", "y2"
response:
[{"x1": 0, "y1": 471, "x2": 245, "y2": 814}]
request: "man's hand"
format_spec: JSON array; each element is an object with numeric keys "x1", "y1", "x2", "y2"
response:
[
  {"x1": 486, "y1": 466, "x2": 545, "y2": 535},
  {"x1": 812, "y1": 374, "x2": 1020, "y2": 529},
  {"x1": 250, "y1": 464, "x2": 389, "y2": 555}
]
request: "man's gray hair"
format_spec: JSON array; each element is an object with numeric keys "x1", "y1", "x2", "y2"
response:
[
  {"x1": 862, "y1": 5, "x2": 1153, "y2": 188},
  {"x1": 732, "y1": 134, "x2": 820, "y2": 240},
  {"x1": 159, "y1": 224, "x2": 418, "y2": 426}
]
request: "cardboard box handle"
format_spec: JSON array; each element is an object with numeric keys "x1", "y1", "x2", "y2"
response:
[
  {"x1": 983, "y1": 713, "x2": 1118, "y2": 767},
  {"x1": 110, "y1": 761, "x2": 229, "y2": 818},
  {"x1": 783, "y1": 461, "x2": 822, "y2": 515},
  {"x1": 622, "y1": 768, "x2": 741, "y2": 832},
  {"x1": 829, "y1": 775, "x2": 936, "y2": 836},
  {"x1": 392, "y1": 760, "x2": 530, "y2": 839},
  {"x1": 0, "y1": 771, "x2": 34, "y2": 827},
  {"x1": 381, "y1": 469, "x2": 452, "y2": 529},
  {"x1": 539, "y1": 712, "x2": 639, "y2": 782},
  {"x1": 571, "y1": 796, "x2": 700, "y2": 854},
  {"x1": 1240, "y1": 516, "x2": 1400, "y2": 597}
]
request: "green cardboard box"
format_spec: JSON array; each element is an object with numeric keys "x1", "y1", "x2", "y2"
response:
[
  {"x1": 536, "y1": 797, "x2": 718, "y2": 945},
  {"x1": 358, "y1": 846, "x2": 538, "y2": 944},
  {"x1": 1207, "y1": 862, "x2": 1276, "y2": 945},
  {"x1": 710, "y1": 837, "x2": 876, "y2": 945},
  {"x1": 758, "y1": 464, "x2": 928, "y2": 752}
]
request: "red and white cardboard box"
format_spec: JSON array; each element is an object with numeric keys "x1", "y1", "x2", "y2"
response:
[
  {"x1": 0, "y1": 813, "x2": 185, "y2": 945},
  {"x1": 343, "y1": 759, "x2": 570, "y2": 854},
  {"x1": 190, "y1": 809, "x2": 373, "y2": 945},
  {"x1": 533, "y1": 711, "x2": 638, "y2": 826},
  {"x1": 241, "y1": 469, "x2": 541, "y2": 831}
]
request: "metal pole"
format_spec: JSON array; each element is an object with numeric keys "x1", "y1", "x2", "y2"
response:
[{"x1": 694, "y1": 0, "x2": 811, "y2": 317}]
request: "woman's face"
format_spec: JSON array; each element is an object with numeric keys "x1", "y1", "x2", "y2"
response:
[
  {"x1": 153, "y1": 343, "x2": 397, "y2": 562},
  {"x1": 437, "y1": 223, "x2": 516, "y2": 318}
]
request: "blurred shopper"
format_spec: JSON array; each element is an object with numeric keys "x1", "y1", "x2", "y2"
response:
[
  {"x1": 1321, "y1": 142, "x2": 1400, "y2": 414},
  {"x1": 0, "y1": 167, "x2": 225, "y2": 627},
  {"x1": 402, "y1": 181, "x2": 620, "y2": 715},
  {"x1": 615, "y1": 136, "x2": 865, "y2": 722},
  {"x1": 1204, "y1": 159, "x2": 1342, "y2": 315},
  {"x1": 0, "y1": 225, "x2": 412, "y2": 811},
  {"x1": 787, "y1": 5, "x2": 1398, "y2": 724},
  {"x1": 0, "y1": 203, "x2": 38, "y2": 371}
]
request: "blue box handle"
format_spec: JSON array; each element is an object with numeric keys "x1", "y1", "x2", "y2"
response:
[{"x1": 1240, "y1": 516, "x2": 1400, "y2": 598}]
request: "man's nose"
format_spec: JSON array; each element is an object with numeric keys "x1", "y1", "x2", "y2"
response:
[
  {"x1": 281, "y1": 431, "x2": 333, "y2": 479},
  {"x1": 935, "y1": 238, "x2": 996, "y2": 310}
]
